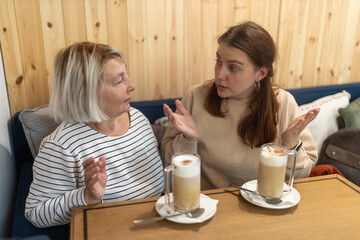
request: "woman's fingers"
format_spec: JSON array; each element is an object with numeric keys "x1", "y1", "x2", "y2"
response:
[
  {"x1": 97, "y1": 156, "x2": 107, "y2": 173},
  {"x1": 83, "y1": 157, "x2": 95, "y2": 168},
  {"x1": 83, "y1": 157, "x2": 106, "y2": 183},
  {"x1": 163, "y1": 103, "x2": 176, "y2": 122},
  {"x1": 175, "y1": 99, "x2": 189, "y2": 116},
  {"x1": 298, "y1": 108, "x2": 320, "y2": 130}
]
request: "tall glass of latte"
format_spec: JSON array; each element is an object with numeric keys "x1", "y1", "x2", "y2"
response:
[
  {"x1": 257, "y1": 144, "x2": 288, "y2": 198},
  {"x1": 164, "y1": 153, "x2": 200, "y2": 213}
]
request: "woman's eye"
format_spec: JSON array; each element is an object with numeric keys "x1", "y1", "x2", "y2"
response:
[
  {"x1": 229, "y1": 65, "x2": 239, "y2": 72},
  {"x1": 115, "y1": 78, "x2": 123, "y2": 86},
  {"x1": 215, "y1": 59, "x2": 222, "y2": 65}
]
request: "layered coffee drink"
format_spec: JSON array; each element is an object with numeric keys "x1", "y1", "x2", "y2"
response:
[
  {"x1": 172, "y1": 154, "x2": 200, "y2": 212},
  {"x1": 257, "y1": 144, "x2": 288, "y2": 198}
]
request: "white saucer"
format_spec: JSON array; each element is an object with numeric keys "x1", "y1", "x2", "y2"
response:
[
  {"x1": 155, "y1": 193, "x2": 218, "y2": 224},
  {"x1": 240, "y1": 179, "x2": 301, "y2": 209}
]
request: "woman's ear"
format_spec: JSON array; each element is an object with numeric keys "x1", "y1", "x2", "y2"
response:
[{"x1": 256, "y1": 67, "x2": 269, "y2": 82}]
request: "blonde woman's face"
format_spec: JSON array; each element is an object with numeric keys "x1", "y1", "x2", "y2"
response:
[
  {"x1": 214, "y1": 42, "x2": 265, "y2": 100},
  {"x1": 98, "y1": 58, "x2": 135, "y2": 119}
]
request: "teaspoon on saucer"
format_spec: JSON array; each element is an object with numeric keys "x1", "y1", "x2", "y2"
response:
[
  {"x1": 230, "y1": 184, "x2": 283, "y2": 205},
  {"x1": 133, "y1": 207, "x2": 205, "y2": 225}
]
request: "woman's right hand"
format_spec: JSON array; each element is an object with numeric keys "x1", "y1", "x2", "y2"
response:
[
  {"x1": 83, "y1": 156, "x2": 107, "y2": 204},
  {"x1": 163, "y1": 99, "x2": 199, "y2": 142}
]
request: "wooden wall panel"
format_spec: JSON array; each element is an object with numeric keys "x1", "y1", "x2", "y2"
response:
[
  {"x1": 0, "y1": 0, "x2": 27, "y2": 113},
  {"x1": 217, "y1": 0, "x2": 235, "y2": 33},
  {"x1": 61, "y1": 0, "x2": 87, "y2": 43},
  {"x1": 13, "y1": 0, "x2": 49, "y2": 109},
  {"x1": 39, "y1": 0, "x2": 66, "y2": 94},
  {"x1": 165, "y1": 0, "x2": 184, "y2": 98},
  {"x1": 184, "y1": 0, "x2": 202, "y2": 91},
  {"x1": 350, "y1": 3, "x2": 360, "y2": 83},
  {"x1": 301, "y1": 0, "x2": 326, "y2": 87},
  {"x1": 127, "y1": 0, "x2": 148, "y2": 101},
  {"x1": 0, "y1": 0, "x2": 359, "y2": 117},
  {"x1": 105, "y1": 0, "x2": 129, "y2": 63},
  {"x1": 337, "y1": 0, "x2": 360, "y2": 84},
  {"x1": 202, "y1": 0, "x2": 219, "y2": 84},
  {"x1": 146, "y1": 0, "x2": 166, "y2": 100},
  {"x1": 276, "y1": 0, "x2": 310, "y2": 88},
  {"x1": 84, "y1": 0, "x2": 108, "y2": 43}
]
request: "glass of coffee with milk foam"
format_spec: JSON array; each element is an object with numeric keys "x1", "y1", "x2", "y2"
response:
[
  {"x1": 164, "y1": 153, "x2": 200, "y2": 213},
  {"x1": 257, "y1": 144, "x2": 289, "y2": 198}
]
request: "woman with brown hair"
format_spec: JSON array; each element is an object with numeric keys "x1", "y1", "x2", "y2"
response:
[{"x1": 161, "y1": 21, "x2": 319, "y2": 190}]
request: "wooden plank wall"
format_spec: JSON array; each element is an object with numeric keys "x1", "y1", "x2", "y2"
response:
[{"x1": 0, "y1": 0, "x2": 359, "y2": 116}]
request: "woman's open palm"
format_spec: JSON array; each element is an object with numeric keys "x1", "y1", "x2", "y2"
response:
[
  {"x1": 83, "y1": 156, "x2": 107, "y2": 204},
  {"x1": 282, "y1": 108, "x2": 320, "y2": 149},
  {"x1": 163, "y1": 99, "x2": 199, "y2": 142}
]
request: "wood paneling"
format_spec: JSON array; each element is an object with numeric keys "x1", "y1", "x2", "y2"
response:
[
  {"x1": 0, "y1": 0, "x2": 359, "y2": 117},
  {"x1": 61, "y1": 0, "x2": 87, "y2": 43},
  {"x1": 0, "y1": 0, "x2": 27, "y2": 113},
  {"x1": 13, "y1": 0, "x2": 49, "y2": 109},
  {"x1": 105, "y1": 0, "x2": 129, "y2": 61},
  {"x1": 39, "y1": 0, "x2": 66, "y2": 94}
]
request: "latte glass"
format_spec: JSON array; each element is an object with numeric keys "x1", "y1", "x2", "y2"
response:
[
  {"x1": 164, "y1": 152, "x2": 200, "y2": 213},
  {"x1": 257, "y1": 144, "x2": 289, "y2": 198}
]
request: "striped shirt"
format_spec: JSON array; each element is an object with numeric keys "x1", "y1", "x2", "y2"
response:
[{"x1": 25, "y1": 108, "x2": 164, "y2": 228}]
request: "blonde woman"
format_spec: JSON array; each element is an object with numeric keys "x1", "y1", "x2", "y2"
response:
[{"x1": 25, "y1": 42, "x2": 164, "y2": 228}]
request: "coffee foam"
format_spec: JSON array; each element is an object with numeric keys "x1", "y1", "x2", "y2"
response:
[
  {"x1": 172, "y1": 154, "x2": 200, "y2": 178},
  {"x1": 260, "y1": 146, "x2": 287, "y2": 167}
]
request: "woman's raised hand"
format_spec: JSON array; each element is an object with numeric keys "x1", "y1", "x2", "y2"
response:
[
  {"x1": 163, "y1": 99, "x2": 199, "y2": 142},
  {"x1": 83, "y1": 156, "x2": 107, "y2": 204},
  {"x1": 281, "y1": 108, "x2": 320, "y2": 149}
]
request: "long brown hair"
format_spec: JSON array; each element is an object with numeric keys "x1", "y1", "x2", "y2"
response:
[{"x1": 204, "y1": 21, "x2": 279, "y2": 148}]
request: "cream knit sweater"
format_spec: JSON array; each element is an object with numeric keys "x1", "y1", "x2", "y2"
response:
[{"x1": 161, "y1": 80, "x2": 318, "y2": 190}]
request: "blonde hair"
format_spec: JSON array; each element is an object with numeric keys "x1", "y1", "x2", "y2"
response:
[{"x1": 49, "y1": 41, "x2": 126, "y2": 123}]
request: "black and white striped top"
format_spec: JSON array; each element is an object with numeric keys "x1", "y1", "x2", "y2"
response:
[{"x1": 25, "y1": 108, "x2": 164, "y2": 228}]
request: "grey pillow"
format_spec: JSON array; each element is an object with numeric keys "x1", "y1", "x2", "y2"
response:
[
  {"x1": 19, "y1": 105, "x2": 59, "y2": 159},
  {"x1": 19, "y1": 105, "x2": 167, "y2": 159}
]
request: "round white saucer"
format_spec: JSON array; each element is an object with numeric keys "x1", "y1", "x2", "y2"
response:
[
  {"x1": 155, "y1": 193, "x2": 217, "y2": 224},
  {"x1": 240, "y1": 179, "x2": 301, "y2": 209}
]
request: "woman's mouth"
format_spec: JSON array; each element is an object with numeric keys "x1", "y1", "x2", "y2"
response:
[{"x1": 216, "y1": 83, "x2": 228, "y2": 91}]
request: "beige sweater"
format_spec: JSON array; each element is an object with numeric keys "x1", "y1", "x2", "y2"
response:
[{"x1": 161, "y1": 81, "x2": 318, "y2": 190}]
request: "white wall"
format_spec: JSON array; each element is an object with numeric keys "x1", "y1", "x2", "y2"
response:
[{"x1": 0, "y1": 45, "x2": 17, "y2": 237}]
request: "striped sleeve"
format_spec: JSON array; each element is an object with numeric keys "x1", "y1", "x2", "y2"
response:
[{"x1": 24, "y1": 137, "x2": 86, "y2": 228}]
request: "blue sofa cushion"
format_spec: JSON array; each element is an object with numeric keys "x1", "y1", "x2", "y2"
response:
[
  {"x1": 287, "y1": 82, "x2": 360, "y2": 105},
  {"x1": 11, "y1": 161, "x2": 68, "y2": 240},
  {"x1": 130, "y1": 98, "x2": 177, "y2": 124}
]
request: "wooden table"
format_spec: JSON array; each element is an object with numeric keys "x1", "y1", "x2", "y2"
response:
[{"x1": 70, "y1": 175, "x2": 360, "y2": 240}]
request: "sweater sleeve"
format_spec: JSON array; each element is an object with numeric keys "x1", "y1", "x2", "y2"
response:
[
  {"x1": 279, "y1": 90, "x2": 318, "y2": 178},
  {"x1": 25, "y1": 139, "x2": 87, "y2": 228},
  {"x1": 160, "y1": 89, "x2": 198, "y2": 165}
]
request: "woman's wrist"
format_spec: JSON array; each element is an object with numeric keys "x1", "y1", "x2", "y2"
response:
[
  {"x1": 286, "y1": 140, "x2": 303, "y2": 151},
  {"x1": 282, "y1": 140, "x2": 302, "y2": 151},
  {"x1": 183, "y1": 134, "x2": 198, "y2": 143}
]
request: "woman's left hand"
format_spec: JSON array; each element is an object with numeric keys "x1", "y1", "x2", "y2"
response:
[
  {"x1": 83, "y1": 156, "x2": 107, "y2": 204},
  {"x1": 281, "y1": 108, "x2": 320, "y2": 149}
]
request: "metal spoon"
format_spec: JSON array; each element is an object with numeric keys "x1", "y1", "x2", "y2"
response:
[
  {"x1": 133, "y1": 207, "x2": 205, "y2": 225},
  {"x1": 230, "y1": 184, "x2": 283, "y2": 205}
]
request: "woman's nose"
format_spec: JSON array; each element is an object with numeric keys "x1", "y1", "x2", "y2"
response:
[
  {"x1": 217, "y1": 66, "x2": 227, "y2": 80},
  {"x1": 127, "y1": 79, "x2": 135, "y2": 92}
]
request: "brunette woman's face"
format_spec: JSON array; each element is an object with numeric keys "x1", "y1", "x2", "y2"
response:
[
  {"x1": 214, "y1": 42, "x2": 268, "y2": 100},
  {"x1": 98, "y1": 58, "x2": 135, "y2": 119}
]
